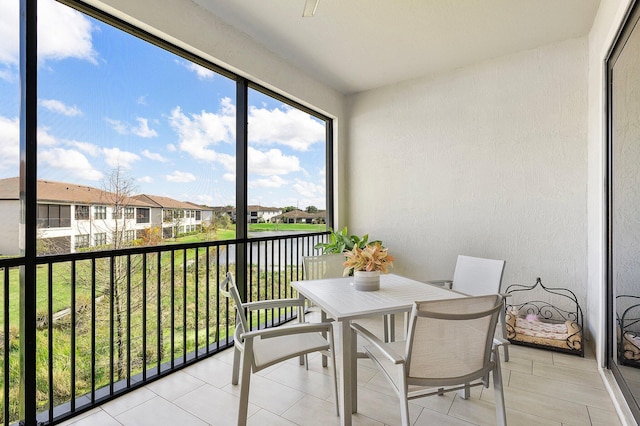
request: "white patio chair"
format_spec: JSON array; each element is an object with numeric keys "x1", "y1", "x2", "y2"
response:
[
  {"x1": 303, "y1": 254, "x2": 345, "y2": 366},
  {"x1": 351, "y1": 294, "x2": 508, "y2": 426},
  {"x1": 427, "y1": 254, "x2": 509, "y2": 362},
  {"x1": 220, "y1": 272, "x2": 338, "y2": 425}
]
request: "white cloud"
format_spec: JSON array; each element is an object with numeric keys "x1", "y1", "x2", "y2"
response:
[
  {"x1": 40, "y1": 99, "x2": 82, "y2": 116},
  {"x1": 105, "y1": 118, "x2": 128, "y2": 135},
  {"x1": 248, "y1": 147, "x2": 300, "y2": 176},
  {"x1": 1, "y1": 0, "x2": 97, "y2": 67},
  {"x1": 103, "y1": 147, "x2": 141, "y2": 169},
  {"x1": 138, "y1": 176, "x2": 153, "y2": 183},
  {"x1": 248, "y1": 105, "x2": 325, "y2": 151},
  {"x1": 105, "y1": 117, "x2": 158, "y2": 138},
  {"x1": 293, "y1": 179, "x2": 325, "y2": 198},
  {"x1": 167, "y1": 144, "x2": 177, "y2": 152},
  {"x1": 137, "y1": 95, "x2": 148, "y2": 105},
  {"x1": 132, "y1": 118, "x2": 158, "y2": 138},
  {"x1": 141, "y1": 149, "x2": 167, "y2": 162},
  {"x1": 180, "y1": 60, "x2": 215, "y2": 80},
  {"x1": 168, "y1": 100, "x2": 235, "y2": 167},
  {"x1": 0, "y1": 116, "x2": 19, "y2": 173},
  {"x1": 67, "y1": 140, "x2": 100, "y2": 156},
  {"x1": 0, "y1": 1, "x2": 18, "y2": 66},
  {"x1": 0, "y1": 67, "x2": 17, "y2": 83},
  {"x1": 223, "y1": 173, "x2": 235, "y2": 183},
  {"x1": 249, "y1": 175, "x2": 287, "y2": 189},
  {"x1": 192, "y1": 194, "x2": 214, "y2": 205},
  {"x1": 166, "y1": 171, "x2": 196, "y2": 183},
  {"x1": 37, "y1": 127, "x2": 58, "y2": 146},
  {"x1": 39, "y1": 148, "x2": 102, "y2": 181},
  {"x1": 37, "y1": 0, "x2": 98, "y2": 64}
]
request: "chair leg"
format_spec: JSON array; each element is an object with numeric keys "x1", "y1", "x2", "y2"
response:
[
  {"x1": 492, "y1": 348, "x2": 507, "y2": 426},
  {"x1": 383, "y1": 314, "x2": 396, "y2": 342},
  {"x1": 399, "y1": 373, "x2": 410, "y2": 426},
  {"x1": 383, "y1": 315, "x2": 389, "y2": 342},
  {"x1": 237, "y1": 341, "x2": 253, "y2": 426},
  {"x1": 459, "y1": 384, "x2": 470, "y2": 400},
  {"x1": 232, "y1": 346, "x2": 241, "y2": 385},
  {"x1": 321, "y1": 311, "x2": 328, "y2": 367},
  {"x1": 500, "y1": 302, "x2": 509, "y2": 362},
  {"x1": 328, "y1": 332, "x2": 339, "y2": 417}
]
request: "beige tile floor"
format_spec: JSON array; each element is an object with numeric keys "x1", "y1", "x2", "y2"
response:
[{"x1": 60, "y1": 315, "x2": 622, "y2": 426}]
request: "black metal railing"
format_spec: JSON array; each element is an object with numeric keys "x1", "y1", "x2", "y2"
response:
[{"x1": 0, "y1": 231, "x2": 329, "y2": 425}]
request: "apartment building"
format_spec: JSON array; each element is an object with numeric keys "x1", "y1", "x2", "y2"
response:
[{"x1": 0, "y1": 178, "x2": 210, "y2": 255}]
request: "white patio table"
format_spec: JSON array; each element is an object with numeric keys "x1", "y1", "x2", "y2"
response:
[{"x1": 291, "y1": 273, "x2": 464, "y2": 426}]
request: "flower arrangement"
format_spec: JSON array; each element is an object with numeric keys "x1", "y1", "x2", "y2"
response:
[{"x1": 343, "y1": 242, "x2": 394, "y2": 276}]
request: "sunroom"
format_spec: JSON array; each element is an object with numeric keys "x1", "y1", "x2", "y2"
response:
[{"x1": 5, "y1": 0, "x2": 640, "y2": 425}]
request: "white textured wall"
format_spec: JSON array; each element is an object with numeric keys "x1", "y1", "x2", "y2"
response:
[
  {"x1": 346, "y1": 38, "x2": 588, "y2": 310},
  {"x1": 0, "y1": 201, "x2": 19, "y2": 255}
]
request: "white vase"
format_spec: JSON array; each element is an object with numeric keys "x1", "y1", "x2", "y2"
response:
[{"x1": 354, "y1": 270, "x2": 380, "y2": 291}]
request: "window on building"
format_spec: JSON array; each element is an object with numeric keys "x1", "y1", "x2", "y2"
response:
[
  {"x1": 75, "y1": 205, "x2": 90, "y2": 220},
  {"x1": 136, "y1": 208, "x2": 150, "y2": 224},
  {"x1": 124, "y1": 207, "x2": 135, "y2": 219},
  {"x1": 75, "y1": 234, "x2": 89, "y2": 248},
  {"x1": 112, "y1": 206, "x2": 122, "y2": 219},
  {"x1": 37, "y1": 204, "x2": 71, "y2": 228},
  {"x1": 94, "y1": 206, "x2": 106, "y2": 220},
  {"x1": 163, "y1": 210, "x2": 173, "y2": 223},
  {"x1": 196, "y1": 211, "x2": 201, "y2": 220},
  {"x1": 124, "y1": 230, "x2": 135, "y2": 242},
  {"x1": 94, "y1": 233, "x2": 107, "y2": 246}
]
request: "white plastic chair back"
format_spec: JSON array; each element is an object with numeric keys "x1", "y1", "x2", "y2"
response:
[
  {"x1": 452, "y1": 255, "x2": 505, "y2": 296},
  {"x1": 406, "y1": 294, "x2": 503, "y2": 385},
  {"x1": 303, "y1": 254, "x2": 346, "y2": 280},
  {"x1": 219, "y1": 272, "x2": 249, "y2": 344}
]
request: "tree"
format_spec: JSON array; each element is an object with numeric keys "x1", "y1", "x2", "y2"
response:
[
  {"x1": 76, "y1": 167, "x2": 163, "y2": 380},
  {"x1": 282, "y1": 206, "x2": 297, "y2": 213},
  {"x1": 100, "y1": 168, "x2": 141, "y2": 379},
  {"x1": 305, "y1": 205, "x2": 318, "y2": 213},
  {"x1": 138, "y1": 226, "x2": 162, "y2": 246}
]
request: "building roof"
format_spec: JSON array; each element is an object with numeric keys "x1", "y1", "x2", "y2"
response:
[
  {"x1": 134, "y1": 194, "x2": 202, "y2": 210},
  {"x1": 247, "y1": 205, "x2": 281, "y2": 213},
  {"x1": 184, "y1": 201, "x2": 212, "y2": 210},
  {"x1": 273, "y1": 209, "x2": 326, "y2": 220},
  {"x1": 0, "y1": 177, "x2": 155, "y2": 207}
]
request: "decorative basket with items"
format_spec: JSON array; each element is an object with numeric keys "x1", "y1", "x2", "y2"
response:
[
  {"x1": 616, "y1": 295, "x2": 640, "y2": 366},
  {"x1": 504, "y1": 277, "x2": 583, "y2": 357}
]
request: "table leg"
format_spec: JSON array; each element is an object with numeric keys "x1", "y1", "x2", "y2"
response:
[{"x1": 339, "y1": 320, "x2": 353, "y2": 425}]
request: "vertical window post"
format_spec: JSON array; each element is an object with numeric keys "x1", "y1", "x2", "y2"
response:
[
  {"x1": 19, "y1": 0, "x2": 38, "y2": 424},
  {"x1": 236, "y1": 78, "x2": 248, "y2": 300}
]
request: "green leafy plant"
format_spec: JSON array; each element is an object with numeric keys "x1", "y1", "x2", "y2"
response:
[{"x1": 314, "y1": 227, "x2": 380, "y2": 254}]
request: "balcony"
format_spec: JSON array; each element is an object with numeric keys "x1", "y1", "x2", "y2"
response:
[
  {"x1": 7, "y1": 0, "x2": 638, "y2": 423},
  {"x1": 57, "y1": 317, "x2": 616, "y2": 425}
]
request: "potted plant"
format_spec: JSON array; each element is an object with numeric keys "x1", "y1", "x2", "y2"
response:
[
  {"x1": 314, "y1": 227, "x2": 382, "y2": 254},
  {"x1": 343, "y1": 242, "x2": 394, "y2": 291}
]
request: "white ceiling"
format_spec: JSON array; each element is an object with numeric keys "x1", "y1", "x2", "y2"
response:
[{"x1": 193, "y1": 0, "x2": 600, "y2": 95}]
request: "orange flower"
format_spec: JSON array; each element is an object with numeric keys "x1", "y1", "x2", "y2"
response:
[{"x1": 343, "y1": 242, "x2": 394, "y2": 276}]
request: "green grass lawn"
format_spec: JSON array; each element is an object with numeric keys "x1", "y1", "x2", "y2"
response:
[{"x1": 248, "y1": 223, "x2": 326, "y2": 232}]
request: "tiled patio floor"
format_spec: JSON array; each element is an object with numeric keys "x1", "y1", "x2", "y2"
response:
[{"x1": 59, "y1": 316, "x2": 621, "y2": 425}]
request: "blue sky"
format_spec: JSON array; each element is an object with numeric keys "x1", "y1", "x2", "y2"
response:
[{"x1": 0, "y1": 0, "x2": 327, "y2": 209}]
